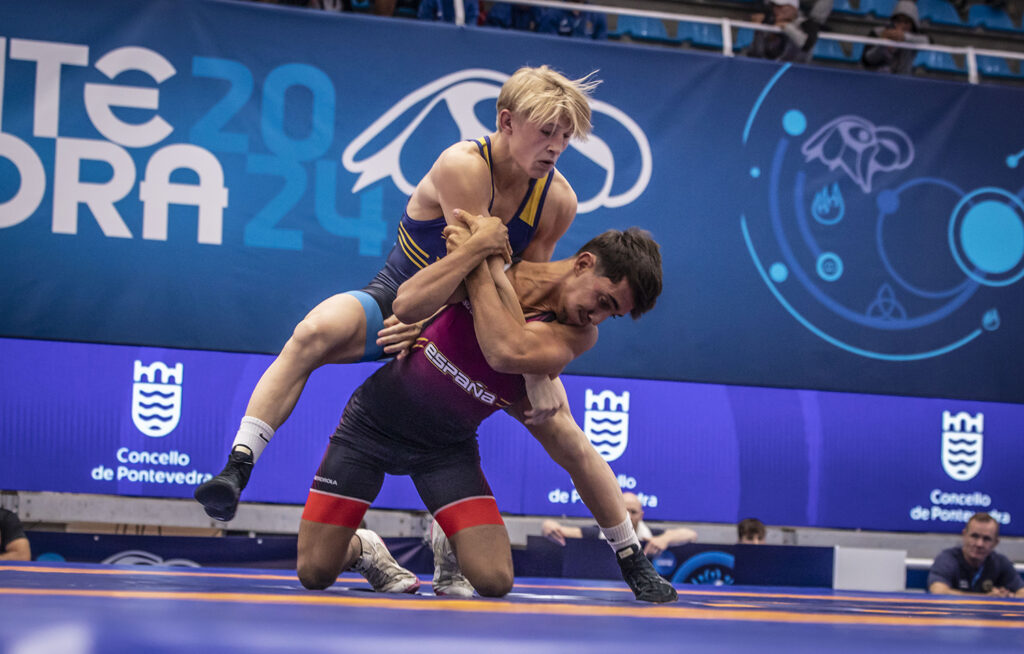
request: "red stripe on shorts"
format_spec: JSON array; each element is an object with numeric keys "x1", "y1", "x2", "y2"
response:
[
  {"x1": 301, "y1": 489, "x2": 369, "y2": 528},
  {"x1": 434, "y1": 496, "x2": 504, "y2": 536}
]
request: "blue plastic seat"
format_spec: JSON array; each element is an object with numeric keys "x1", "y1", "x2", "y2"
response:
[
  {"x1": 677, "y1": 21, "x2": 724, "y2": 49},
  {"x1": 813, "y1": 38, "x2": 858, "y2": 62},
  {"x1": 859, "y1": 0, "x2": 896, "y2": 19},
  {"x1": 916, "y1": 0, "x2": 966, "y2": 27},
  {"x1": 611, "y1": 15, "x2": 674, "y2": 43},
  {"x1": 831, "y1": 0, "x2": 868, "y2": 16},
  {"x1": 913, "y1": 50, "x2": 965, "y2": 74},
  {"x1": 976, "y1": 54, "x2": 1018, "y2": 78},
  {"x1": 733, "y1": 27, "x2": 754, "y2": 51},
  {"x1": 967, "y1": 5, "x2": 1020, "y2": 33}
]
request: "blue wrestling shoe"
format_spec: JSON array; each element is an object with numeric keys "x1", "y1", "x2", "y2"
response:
[
  {"x1": 193, "y1": 448, "x2": 253, "y2": 522},
  {"x1": 616, "y1": 544, "x2": 678, "y2": 603}
]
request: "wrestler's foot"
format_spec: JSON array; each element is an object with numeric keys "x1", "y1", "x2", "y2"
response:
[
  {"x1": 193, "y1": 448, "x2": 253, "y2": 521},
  {"x1": 616, "y1": 544, "x2": 678, "y2": 603},
  {"x1": 352, "y1": 529, "x2": 421, "y2": 594},
  {"x1": 430, "y1": 520, "x2": 475, "y2": 597}
]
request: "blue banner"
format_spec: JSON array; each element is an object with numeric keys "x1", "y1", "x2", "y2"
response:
[
  {"x1": 2, "y1": 0, "x2": 1023, "y2": 404},
  {"x1": 1, "y1": 337, "x2": 1019, "y2": 535}
]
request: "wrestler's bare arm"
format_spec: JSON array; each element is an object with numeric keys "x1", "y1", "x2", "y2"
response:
[
  {"x1": 464, "y1": 258, "x2": 595, "y2": 376},
  {"x1": 392, "y1": 146, "x2": 510, "y2": 323}
]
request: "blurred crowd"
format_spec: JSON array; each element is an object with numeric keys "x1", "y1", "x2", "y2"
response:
[{"x1": 243, "y1": 0, "x2": 1024, "y2": 78}]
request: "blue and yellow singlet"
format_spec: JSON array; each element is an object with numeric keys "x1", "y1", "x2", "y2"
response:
[{"x1": 379, "y1": 135, "x2": 554, "y2": 288}]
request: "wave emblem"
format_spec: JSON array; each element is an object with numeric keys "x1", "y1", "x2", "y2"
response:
[
  {"x1": 583, "y1": 389, "x2": 630, "y2": 462},
  {"x1": 341, "y1": 68, "x2": 652, "y2": 213},
  {"x1": 102, "y1": 550, "x2": 199, "y2": 567},
  {"x1": 941, "y1": 410, "x2": 983, "y2": 482},
  {"x1": 131, "y1": 360, "x2": 183, "y2": 438}
]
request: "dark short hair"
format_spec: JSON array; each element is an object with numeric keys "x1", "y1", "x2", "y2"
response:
[
  {"x1": 577, "y1": 227, "x2": 662, "y2": 318},
  {"x1": 738, "y1": 518, "x2": 766, "y2": 540},
  {"x1": 967, "y1": 512, "x2": 999, "y2": 538}
]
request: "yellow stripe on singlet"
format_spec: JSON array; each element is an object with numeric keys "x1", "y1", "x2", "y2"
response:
[
  {"x1": 517, "y1": 173, "x2": 550, "y2": 228},
  {"x1": 475, "y1": 137, "x2": 490, "y2": 162},
  {"x1": 398, "y1": 224, "x2": 429, "y2": 269}
]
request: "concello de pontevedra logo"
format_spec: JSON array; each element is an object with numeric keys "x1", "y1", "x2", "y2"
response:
[
  {"x1": 584, "y1": 389, "x2": 630, "y2": 462},
  {"x1": 941, "y1": 410, "x2": 983, "y2": 482},
  {"x1": 131, "y1": 360, "x2": 183, "y2": 438}
]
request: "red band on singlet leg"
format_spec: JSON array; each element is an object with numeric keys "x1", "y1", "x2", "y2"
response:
[
  {"x1": 434, "y1": 496, "x2": 504, "y2": 536},
  {"x1": 301, "y1": 489, "x2": 369, "y2": 528}
]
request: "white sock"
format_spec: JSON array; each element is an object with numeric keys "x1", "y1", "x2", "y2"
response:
[
  {"x1": 601, "y1": 517, "x2": 641, "y2": 554},
  {"x1": 231, "y1": 416, "x2": 274, "y2": 462}
]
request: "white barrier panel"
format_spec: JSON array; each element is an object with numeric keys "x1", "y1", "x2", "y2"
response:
[{"x1": 833, "y1": 546, "x2": 908, "y2": 592}]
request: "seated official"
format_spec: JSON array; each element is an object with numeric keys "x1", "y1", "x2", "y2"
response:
[
  {"x1": 542, "y1": 491, "x2": 697, "y2": 556},
  {"x1": 927, "y1": 512, "x2": 1024, "y2": 598}
]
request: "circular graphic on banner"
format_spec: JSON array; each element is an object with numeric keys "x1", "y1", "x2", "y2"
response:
[
  {"x1": 670, "y1": 551, "x2": 735, "y2": 586},
  {"x1": 739, "y1": 68, "x2": 1023, "y2": 361},
  {"x1": 949, "y1": 188, "x2": 1024, "y2": 287}
]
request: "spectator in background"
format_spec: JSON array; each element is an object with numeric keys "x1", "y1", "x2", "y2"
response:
[
  {"x1": 485, "y1": 3, "x2": 542, "y2": 31},
  {"x1": 861, "y1": 0, "x2": 930, "y2": 75},
  {"x1": 927, "y1": 512, "x2": 1024, "y2": 598},
  {"x1": 0, "y1": 508, "x2": 31, "y2": 561},
  {"x1": 747, "y1": 0, "x2": 813, "y2": 63},
  {"x1": 418, "y1": 0, "x2": 479, "y2": 23},
  {"x1": 542, "y1": 492, "x2": 698, "y2": 556},
  {"x1": 737, "y1": 517, "x2": 766, "y2": 544},
  {"x1": 307, "y1": 0, "x2": 351, "y2": 10},
  {"x1": 798, "y1": 0, "x2": 833, "y2": 54},
  {"x1": 537, "y1": 0, "x2": 607, "y2": 40}
]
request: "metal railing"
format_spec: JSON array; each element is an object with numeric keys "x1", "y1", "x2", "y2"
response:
[{"x1": 450, "y1": 0, "x2": 1024, "y2": 85}]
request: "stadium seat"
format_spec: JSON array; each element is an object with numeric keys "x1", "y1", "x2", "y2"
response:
[
  {"x1": 976, "y1": 54, "x2": 1020, "y2": 78},
  {"x1": 916, "y1": 0, "x2": 966, "y2": 28},
  {"x1": 733, "y1": 27, "x2": 754, "y2": 52},
  {"x1": 677, "y1": 21, "x2": 724, "y2": 49},
  {"x1": 813, "y1": 38, "x2": 859, "y2": 62},
  {"x1": 967, "y1": 5, "x2": 1021, "y2": 33},
  {"x1": 859, "y1": 0, "x2": 896, "y2": 19},
  {"x1": 831, "y1": 0, "x2": 869, "y2": 16},
  {"x1": 610, "y1": 15, "x2": 675, "y2": 44},
  {"x1": 913, "y1": 50, "x2": 965, "y2": 74}
]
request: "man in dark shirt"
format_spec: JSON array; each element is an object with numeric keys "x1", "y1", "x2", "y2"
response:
[
  {"x1": 927, "y1": 512, "x2": 1023, "y2": 598},
  {"x1": 0, "y1": 508, "x2": 31, "y2": 561}
]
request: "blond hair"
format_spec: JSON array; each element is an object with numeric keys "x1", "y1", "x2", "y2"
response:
[{"x1": 496, "y1": 66, "x2": 600, "y2": 139}]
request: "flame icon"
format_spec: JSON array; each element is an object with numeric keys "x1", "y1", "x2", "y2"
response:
[
  {"x1": 983, "y1": 308, "x2": 1000, "y2": 331},
  {"x1": 811, "y1": 182, "x2": 844, "y2": 225}
]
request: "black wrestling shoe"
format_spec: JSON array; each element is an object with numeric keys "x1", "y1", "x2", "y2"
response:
[
  {"x1": 616, "y1": 544, "x2": 678, "y2": 603},
  {"x1": 194, "y1": 449, "x2": 253, "y2": 521}
]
